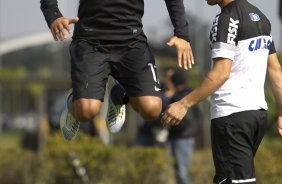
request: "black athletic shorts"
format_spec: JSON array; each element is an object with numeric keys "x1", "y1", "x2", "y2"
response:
[
  {"x1": 69, "y1": 38, "x2": 161, "y2": 101},
  {"x1": 211, "y1": 109, "x2": 267, "y2": 184}
]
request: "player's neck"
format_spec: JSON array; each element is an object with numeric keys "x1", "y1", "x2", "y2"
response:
[{"x1": 219, "y1": 0, "x2": 235, "y2": 9}]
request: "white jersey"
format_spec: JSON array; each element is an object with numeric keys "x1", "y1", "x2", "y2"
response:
[{"x1": 209, "y1": 0, "x2": 276, "y2": 119}]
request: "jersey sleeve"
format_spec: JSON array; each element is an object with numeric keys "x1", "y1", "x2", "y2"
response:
[
  {"x1": 164, "y1": 0, "x2": 190, "y2": 42},
  {"x1": 210, "y1": 13, "x2": 239, "y2": 60},
  {"x1": 40, "y1": 0, "x2": 63, "y2": 28},
  {"x1": 269, "y1": 35, "x2": 276, "y2": 55}
]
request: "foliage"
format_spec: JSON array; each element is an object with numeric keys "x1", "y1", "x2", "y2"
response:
[
  {"x1": 27, "y1": 82, "x2": 45, "y2": 97},
  {"x1": 190, "y1": 149, "x2": 214, "y2": 184},
  {"x1": 255, "y1": 139, "x2": 282, "y2": 184},
  {"x1": 0, "y1": 133, "x2": 282, "y2": 184},
  {"x1": 0, "y1": 130, "x2": 23, "y2": 149},
  {"x1": 0, "y1": 148, "x2": 40, "y2": 184},
  {"x1": 41, "y1": 133, "x2": 173, "y2": 184},
  {"x1": 0, "y1": 67, "x2": 27, "y2": 80}
]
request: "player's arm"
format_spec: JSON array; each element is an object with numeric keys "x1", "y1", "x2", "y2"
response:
[
  {"x1": 40, "y1": 0, "x2": 78, "y2": 41},
  {"x1": 267, "y1": 53, "x2": 282, "y2": 136},
  {"x1": 161, "y1": 58, "x2": 232, "y2": 126},
  {"x1": 164, "y1": 0, "x2": 194, "y2": 70}
]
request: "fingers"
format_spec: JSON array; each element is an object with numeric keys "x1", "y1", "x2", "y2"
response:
[
  {"x1": 178, "y1": 48, "x2": 192, "y2": 70},
  {"x1": 161, "y1": 101, "x2": 188, "y2": 126},
  {"x1": 183, "y1": 51, "x2": 188, "y2": 69},
  {"x1": 161, "y1": 112, "x2": 180, "y2": 126},
  {"x1": 167, "y1": 37, "x2": 195, "y2": 70},
  {"x1": 51, "y1": 22, "x2": 64, "y2": 41},
  {"x1": 57, "y1": 23, "x2": 66, "y2": 40},
  {"x1": 177, "y1": 50, "x2": 183, "y2": 68},
  {"x1": 161, "y1": 108, "x2": 182, "y2": 126},
  {"x1": 180, "y1": 43, "x2": 195, "y2": 70},
  {"x1": 190, "y1": 48, "x2": 195, "y2": 65},
  {"x1": 69, "y1": 17, "x2": 79, "y2": 24},
  {"x1": 50, "y1": 17, "x2": 78, "y2": 41},
  {"x1": 187, "y1": 43, "x2": 195, "y2": 67},
  {"x1": 62, "y1": 21, "x2": 72, "y2": 34},
  {"x1": 62, "y1": 17, "x2": 79, "y2": 35},
  {"x1": 51, "y1": 28, "x2": 58, "y2": 41}
]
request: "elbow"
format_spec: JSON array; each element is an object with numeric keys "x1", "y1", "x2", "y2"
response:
[
  {"x1": 215, "y1": 72, "x2": 230, "y2": 87},
  {"x1": 219, "y1": 72, "x2": 230, "y2": 84},
  {"x1": 212, "y1": 58, "x2": 232, "y2": 85}
]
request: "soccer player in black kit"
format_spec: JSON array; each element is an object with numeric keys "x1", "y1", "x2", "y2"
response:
[
  {"x1": 161, "y1": 0, "x2": 282, "y2": 183},
  {"x1": 40, "y1": 0, "x2": 194, "y2": 140}
]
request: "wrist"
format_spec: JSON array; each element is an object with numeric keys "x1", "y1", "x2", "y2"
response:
[{"x1": 180, "y1": 98, "x2": 192, "y2": 110}]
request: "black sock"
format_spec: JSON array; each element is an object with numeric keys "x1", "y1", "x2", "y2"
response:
[{"x1": 110, "y1": 84, "x2": 129, "y2": 105}]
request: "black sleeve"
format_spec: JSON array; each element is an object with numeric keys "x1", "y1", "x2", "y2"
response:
[
  {"x1": 164, "y1": 0, "x2": 190, "y2": 42},
  {"x1": 213, "y1": 13, "x2": 239, "y2": 46},
  {"x1": 40, "y1": 0, "x2": 63, "y2": 28},
  {"x1": 269, "y1": 39, "x2": 276, "y2": 55},
  {"x1": 269, "y1": 25, "x2": 276, "y2": 54}
]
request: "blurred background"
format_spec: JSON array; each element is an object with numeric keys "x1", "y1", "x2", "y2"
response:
[{"x1": 0, "y1": 0, "x2": 281, "y2": 184}]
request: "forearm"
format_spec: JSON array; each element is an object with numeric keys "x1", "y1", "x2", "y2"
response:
[
  {"x1": 269, "y1": 77, "x2": 282, "y2": 114},
  {"x1": 267, "y1": 54, "x2": 282, "y2": 115},
  {"x1": 40, "y1": 0, "x2": 63, "y2": 28},
  {"x1": 164, "y1": 0, "x2": 190, "y2": 42},
  {"x1": 181, "y1": 67, "x2": 229, "y2": 109},
  {"x1": 180, "y1": 58, "x2": 232, "y2": 108}
]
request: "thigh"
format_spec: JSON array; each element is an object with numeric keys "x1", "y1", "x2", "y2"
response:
[
  {"x1": 111, "y1": 42, "x2": 161, "y2": 97},
  {"x1": 211, "y1": 110, "x2": 267, "y2": 184},
  {"x1": 70, "y1": 39, "x2": 111, "y2": 101}
]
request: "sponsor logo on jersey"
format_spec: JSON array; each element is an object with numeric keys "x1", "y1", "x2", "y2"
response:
[
  {"x1": 227, "y1": 18, "x2": 239, "y2": 45},
  {"x1": 249, "y1": 13, "x2": 260, "y2": 22},
  {"x1": 210, "y1": 16, "x2": 219, "y2": 43},
  {"x1": 248, "y1": 37, "x2": 271, "y2": 51}
]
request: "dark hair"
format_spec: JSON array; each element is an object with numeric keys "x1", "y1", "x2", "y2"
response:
[{"x1": 171, "y1": 69, "x2": 187, "y2": 86}]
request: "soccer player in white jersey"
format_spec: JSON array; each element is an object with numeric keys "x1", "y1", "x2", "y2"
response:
[{"x1": 161, "y1": 0, "x2": 282, "y2": 183}]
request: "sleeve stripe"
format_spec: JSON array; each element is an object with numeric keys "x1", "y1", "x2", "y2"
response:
[
  {"x1": 212, "y1": 42, "x2": 237, "y2": 52},
  {"x1": 211, "y1": 48, "x2": 235, "y2": 60}
]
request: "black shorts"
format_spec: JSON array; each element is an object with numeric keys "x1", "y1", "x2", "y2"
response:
[
  {"x1": 69, "y1": 39, "x2": 161, "y2": 101},
  {"x1": 211, "y1": 110, "x2": 267, "y2": 184}
]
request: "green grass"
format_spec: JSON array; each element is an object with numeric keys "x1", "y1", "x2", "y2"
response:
[{"x1": 0, "y1": 130, "x2": 23, "y2": 149}]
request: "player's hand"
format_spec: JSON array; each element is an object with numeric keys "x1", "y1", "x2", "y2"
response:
[
  {"x1": 50, "y1": 17, "x2": 79, "y2": 41},
  {"x1": 167, "y1": 36, "x2": 194, "y2": 70},
  {"x1": 161, "y1": 100, "x2": 188, "y2": 126},
  {"x1": 278, "y1": 115, "x2": 282, "y2": 136}
]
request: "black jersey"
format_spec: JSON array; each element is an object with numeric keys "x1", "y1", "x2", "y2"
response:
[
  {"x1": 209, "y1": 0, "x2": 276, "y2": 119},
  {"x1": 40, "y1": 0, "x2": 190, "y2": 42}
]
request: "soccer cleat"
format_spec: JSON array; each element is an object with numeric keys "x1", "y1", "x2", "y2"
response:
[
  {"x1": 106, "y1": 78, "x2": 126, "y2": 133},
  {"x1": 60, "y1": 89, "x2": 80, "y2": 141}
]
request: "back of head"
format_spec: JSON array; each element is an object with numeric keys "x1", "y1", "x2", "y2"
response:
[{"x1": 171, "y1": 69, "x2": 187, "y2": 87}]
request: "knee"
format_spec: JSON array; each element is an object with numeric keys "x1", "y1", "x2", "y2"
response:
[
  {"x1": 72, "y1": 99, "x2": 101, "y2": 122},
  {"x1": 139, "y1": 100, "x2": 162, "y2": 120},
  {"x1": 74, "y1": 107, "x2": 98, "y2": 122}
]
